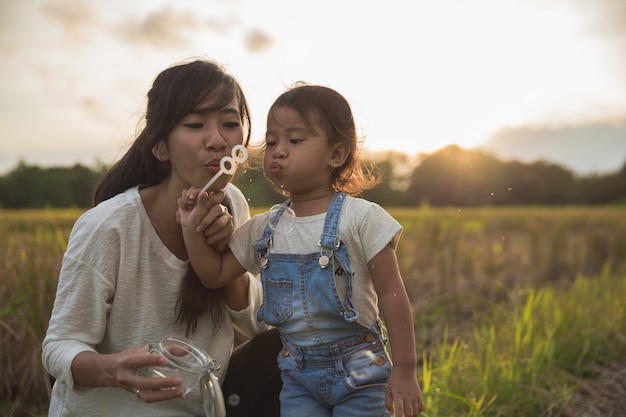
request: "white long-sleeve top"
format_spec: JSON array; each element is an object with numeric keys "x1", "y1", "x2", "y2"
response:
[{"x1": 42, "y1": 184, "x2": 267, "y2": 417}]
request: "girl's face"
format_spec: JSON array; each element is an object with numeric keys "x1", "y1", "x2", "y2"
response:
[
  {"x1": 264, "y1": 106, "x2": 338, "y2": 197},
  {"x1": 156, "y1": 96, "x2": 244, "y2": 192}
]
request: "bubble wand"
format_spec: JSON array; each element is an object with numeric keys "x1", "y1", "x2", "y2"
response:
[{"x1": 199, "y1": 145, "x2": 248, "y2": 194}]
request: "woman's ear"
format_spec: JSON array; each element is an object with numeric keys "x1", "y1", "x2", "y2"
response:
[
  {"x1": 152, "y1": 141, "x2": 169, "y2": 162},
  {"x1": 329, "y1": 143, "x2": 349, "y2": 168}
]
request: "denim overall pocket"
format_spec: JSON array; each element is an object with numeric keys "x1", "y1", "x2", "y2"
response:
[{"x1": 264, "y1": 279, "x2": 292, "y2": 325}]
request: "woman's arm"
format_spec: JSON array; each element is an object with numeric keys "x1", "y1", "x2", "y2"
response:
[{"x1": 42, "y1": 203, "x2": 186, "y2": 404}]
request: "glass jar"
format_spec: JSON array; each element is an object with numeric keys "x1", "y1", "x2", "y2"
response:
[{"x1": 139, "y1": 335, "x2": 225, "y2": 417}]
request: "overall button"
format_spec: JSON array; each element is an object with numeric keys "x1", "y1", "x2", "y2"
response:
[
  {"x1": 364, "y1": 334, "x2": 375, "y2": 343},
  {"x1": 374, "y1": 356, "x2": 386, "y2": 366},
  {"x1": 281, "y1": 348, "x2": 290, "y2": 357}
]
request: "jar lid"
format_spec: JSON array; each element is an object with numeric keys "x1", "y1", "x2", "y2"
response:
[{"x1": 158, "y1": 335, "x2": 212, "y2": 374}]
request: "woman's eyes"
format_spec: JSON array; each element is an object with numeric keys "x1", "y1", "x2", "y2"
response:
[{"x1": 183, "y1": 121, "x2": 241, "y2": 129}]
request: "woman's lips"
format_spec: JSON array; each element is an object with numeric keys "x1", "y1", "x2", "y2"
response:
[{"x1": 204, "y1": 160, "x2": 222, "y2": 174}]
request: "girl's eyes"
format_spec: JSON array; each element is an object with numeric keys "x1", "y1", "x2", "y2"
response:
[{"x1": 264, "y1": 138, "x2": 303, "y2": 147}]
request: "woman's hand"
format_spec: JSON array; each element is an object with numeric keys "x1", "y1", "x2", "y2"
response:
[
  {"x1": 71, "y1": 346, "x2": 185, "y2": 402},
  {"x1": 177, "y1": 188, "x2": 233, "y2": 253}
]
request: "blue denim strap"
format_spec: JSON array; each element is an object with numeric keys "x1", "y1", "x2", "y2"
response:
[
  {"x1": 319, "y1": 192, "x2": 359, "y2": 322},
  {"x1": 255, "y1": 201, "x2": 289, "y2": 263}
]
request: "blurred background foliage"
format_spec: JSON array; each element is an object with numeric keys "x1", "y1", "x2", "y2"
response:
[{"x1": 1, "y1": 145, "x2": 624, "y2": 208}]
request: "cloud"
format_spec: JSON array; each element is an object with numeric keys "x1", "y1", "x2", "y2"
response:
[
  {"x1": 581, "y1": 0, "x2": 626, "y2": 84},
  {"x1": 482, "y1": 118, "x2": 626, "y2": 174},
  {"x1": 115, "y1": 7, "x2": 195, "y2": 47},
  {"x1": 80, "y1": 96, "x2": 110, "y2": 123},
  {"x1": 115, "y1": 6, "x2": 239, "y2": 49},
  {"x1": 41, "y1": 0, "x2": 100, "y2": 39},
  {"x1": 243, "y1": 28, "x2": 273, "y2": 52},
  {"x1": 580, "y1": 0, "x2": 626, "y2": 38}
]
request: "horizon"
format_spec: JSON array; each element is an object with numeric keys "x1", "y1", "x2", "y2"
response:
[
  {"x1": 2, "y1": 141, "x2": 624, "y2": 179},
  {"x1": 1, "y1": 0, "x2": 625, "y2": 175}
]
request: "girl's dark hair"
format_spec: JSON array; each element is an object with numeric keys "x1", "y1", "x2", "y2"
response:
[
  {"x1": 92, "y1": 58, "x2": 252, "y2": 336},
  {"x1": 268, "y1": 83, "x2": 380, "y2": 196}
]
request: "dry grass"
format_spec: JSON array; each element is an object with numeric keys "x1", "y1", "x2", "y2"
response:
[
  {"x1": 559, "y1": 362, "x2": 626, "y2": 417},
  {"x1": 0, "y1": 209, "x2": 78, "y2": 416},
  {"x1": 2, "y1": 206, "x2": 625, "y2": 416},
  {"x1": 389, "y1": 206, "x2": 626, "y2": 347}
]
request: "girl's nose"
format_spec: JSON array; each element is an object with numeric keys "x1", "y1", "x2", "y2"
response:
[{"x1": 272, "y1": 142, "x2": 287, "y2": 158}]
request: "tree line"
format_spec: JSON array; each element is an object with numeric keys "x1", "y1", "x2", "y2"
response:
[{"x1": 1, "y1": 145, "x2": 624, "y2": 209}]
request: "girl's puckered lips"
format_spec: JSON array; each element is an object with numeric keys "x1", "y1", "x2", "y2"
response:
[{"x1": 268, "y1": 161, "x2": 283, "y2": 175}]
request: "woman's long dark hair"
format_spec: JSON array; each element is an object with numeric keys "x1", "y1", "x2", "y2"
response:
[{"x1": 93, "y1": 58, "x2": 251, "y2": 336}]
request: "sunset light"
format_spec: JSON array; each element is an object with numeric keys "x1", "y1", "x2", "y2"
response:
[{"x1": 1, "y1": 0, "x2": 625, "y2": 174}]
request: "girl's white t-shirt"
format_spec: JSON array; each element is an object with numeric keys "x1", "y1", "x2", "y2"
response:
[{"x1": 229, "y1": 195, "x2": 402, "y2": 332}]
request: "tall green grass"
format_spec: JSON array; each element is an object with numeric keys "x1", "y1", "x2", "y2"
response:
[
  {"x1": 419, "y1": 270, "x2": 626, "y2": 416},
  {"x1": 2, "y1": 206, "x2": 625, "y2": 416}
]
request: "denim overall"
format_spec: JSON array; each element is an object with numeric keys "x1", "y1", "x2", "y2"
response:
[{"x1": 255, "y1": 192, "x2": 392, "y2": 417}]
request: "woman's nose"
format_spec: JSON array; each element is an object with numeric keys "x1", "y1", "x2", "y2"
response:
[{"x1": 204, "y1": 125, "x2": 227, "y2": 151}]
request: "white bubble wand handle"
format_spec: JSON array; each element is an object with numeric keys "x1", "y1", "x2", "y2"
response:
[{"x1": 199, "y1": 145, "x2": 248, "y2": 194}]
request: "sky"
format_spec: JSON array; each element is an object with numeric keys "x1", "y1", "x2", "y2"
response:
[{"x1": 1, "y1": 0, "x2": 625, "y2": 175}]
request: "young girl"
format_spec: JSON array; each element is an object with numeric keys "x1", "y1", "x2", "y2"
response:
[{"x1": 179, "y1": 84, "x2": 424, "y2": 416}]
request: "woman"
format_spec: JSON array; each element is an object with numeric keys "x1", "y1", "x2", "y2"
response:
[{"x1": 42, "y1": 58, "x2": 281, "y2": 416}]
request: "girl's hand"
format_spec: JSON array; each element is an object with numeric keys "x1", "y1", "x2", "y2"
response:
[
  {"x1": 177, "y1": 188, "x2": 232, "y2": 253},
  {"x1": 385, "y1": 366, "x2": 424, "y2": 416},
  {"x1": 197, "y1": 192, "x2": 233, "y2": 252}
]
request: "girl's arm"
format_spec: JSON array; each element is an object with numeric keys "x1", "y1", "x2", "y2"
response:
[
  {"x1": 369, "y1": 244, "x2": 424, "y2": 417},
  {"x1": 223, "y1": 272, "x2": 250, "y2": 311},
  {"x1": 178, "y1": 192, "x2": 247, "y2": 289}
]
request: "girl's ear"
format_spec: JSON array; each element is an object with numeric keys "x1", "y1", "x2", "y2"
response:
[
  {"x1": 329, "y1": 142, "x2": 350, "y2": 168},
  {"x1": 152, "y1": 140, "x2": 169, "y2": 162}
]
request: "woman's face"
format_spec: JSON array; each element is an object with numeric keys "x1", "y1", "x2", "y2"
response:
[{"x1": 156, "y1": 96, "x2": 245, "y2": 192}]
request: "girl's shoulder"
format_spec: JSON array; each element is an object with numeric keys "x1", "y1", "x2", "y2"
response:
[
  {"x1": 224, "y1": 183, "x2": 251, "y2": 226},
  {"x1": 342, "y1": 195, "x2": 388, "y2": 217},
  {"x1": 341, "y1": 195, "x2": 400, "y2": 232}
]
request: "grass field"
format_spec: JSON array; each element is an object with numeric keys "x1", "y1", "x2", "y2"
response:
[{"x1": 1, "y1": 206, "x2": 625, "y2": 416}]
